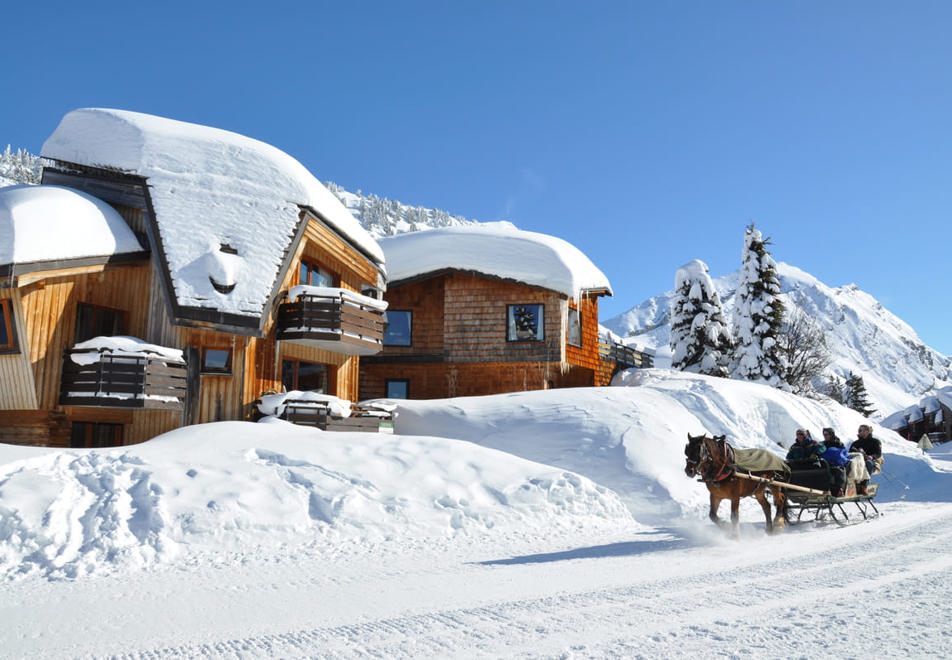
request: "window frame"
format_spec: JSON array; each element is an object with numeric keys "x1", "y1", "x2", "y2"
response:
[
  {"x1": 282, "y1": 358, "x2": 331, "y2": 393},
  {"x1": 385, "y1": 378, "x2": 410, "y2": 399},
  {"x1": 201, "y1": 347, "x2": 233, "y2": 375},
  {"x1": 506, "y1": 303, "x2": 545, "y2": 342},
  {"x1": 0, "y1": 299, "x2": 19, "y2": 354},
  {"x1": 383, "y1": 310, "x2": 413, "y2": 347},
  {"x1": 567, "y1": 306, "x2": 582, "y2": 347},
  {"x1": 74, "y1": 302, "x2": 126, "y2": 344},
  {"x1": 299, "y1": 259, "x2": 338, "y2": 288}
]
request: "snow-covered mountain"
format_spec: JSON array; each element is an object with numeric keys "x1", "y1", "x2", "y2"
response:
[
  {"x1": 602, "y1": 262, "x2": 952, "y2": 418},
  {"x1": 324, "y1": 182, "x2": 478, "y2": 237}
]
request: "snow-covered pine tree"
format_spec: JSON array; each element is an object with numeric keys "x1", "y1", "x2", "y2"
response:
[
  {"x1": 843, "y1": 371, "x2": 877, "y2": 416},
  {"x1": 730, "y1": 223, "x2": 787, "y2": 388},
  {"x1": 821, "y1": 373, "x2": 846, "y2": 404},
  {"x1": 0, "y1": 146, "x2": 44, "y2": 185},
  {"x1": 669, "y1": 259, "x2": 732, "y2": 377}
]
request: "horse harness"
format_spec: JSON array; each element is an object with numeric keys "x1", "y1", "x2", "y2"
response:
[{"x1": 697, "y1": 437, "x2": 732, "y2": 482}]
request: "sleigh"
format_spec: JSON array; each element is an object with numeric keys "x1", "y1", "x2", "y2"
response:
[{"x1": 736, "y1": 458, "x2": 880, "y2": 525}]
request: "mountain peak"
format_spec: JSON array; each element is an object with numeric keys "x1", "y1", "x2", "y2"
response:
[{"x1": 602, "y1": 260, "x2": 952, "y2": 417}]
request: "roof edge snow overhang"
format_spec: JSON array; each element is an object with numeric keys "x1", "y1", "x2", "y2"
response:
[{"x1": 387, "y1": 267, "x2": 609, "y2": 299}]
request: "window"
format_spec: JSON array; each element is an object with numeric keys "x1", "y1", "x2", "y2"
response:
[
  {"x1": 201, "y1": 348, "x2": 232, "y2": 374},
  {"x1": 385, "y1": 379, "x2": 409, "y2": 399},
  {"x1": 383, "y1": 310, "x2": 412, "y2": 346},
  {"x1": 299, "y1": 260, "x2": 336, "y2": 288},
  {"x1": 70, "y1": 422, "x2": 123, "y2": 448},
  {"x1": 282, "y1": 359, "x2": 329, "y2": 392},
  {"x1": 567, "y1": 307, "x2": 582, "y2": 347},
  {"x1": 0, "y1": 299, "x2": 18, "y2": 353},
  {"x1": 74, "y1": 303, "x2": 125, "y2": 344},
  {"x1": 507, "y1": 304, "x2": 544, "y2": 342}
]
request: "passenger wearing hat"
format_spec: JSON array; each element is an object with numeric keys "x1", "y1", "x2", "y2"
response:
[
  {"x1": 786, "y1": 429, "x2": 824, "y2": 462},
  {"x1": 820, "y1": 428, "x2": 849, "y2": 496},
  {"x1": 821, "y1": 428, "x2": 844, "y2": 449}
]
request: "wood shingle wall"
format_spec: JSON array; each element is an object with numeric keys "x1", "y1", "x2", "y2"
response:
[{"x1": 360, "y1": 271, "x2": 604, "y2": 400}]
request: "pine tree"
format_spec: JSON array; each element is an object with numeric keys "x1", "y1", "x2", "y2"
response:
[
  {"x1": 730, "y1": 223, "x2": 787, "y2": 387},
  {"x1": 843, "y1": 371, "x2": 877, "y2": 416},
  {"x1": 669, "y1": 259, "x2": 732, "y2": 377},
  {"x1": 821, "y1": 374, "x2": 845, "y2": 404}
]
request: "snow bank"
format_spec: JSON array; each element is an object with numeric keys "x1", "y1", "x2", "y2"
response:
[
  {"x1": 378, "y1": 222, "x2": 612, "y2": 299},
  {"x1": 0, "y1": 421, "x2": 632, "y2": 581},
  {"x1": 388, "y1": 369, "x2": 942, "y2": 522},
  {"x1": 2, "y1": 370, "x2": 950, "y2": 582},
  {"x1": 0, "y1": 184, "x2": 142, "y2": 266}
]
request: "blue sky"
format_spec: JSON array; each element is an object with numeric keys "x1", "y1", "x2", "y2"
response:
[{"x1": 2, "y1": 2, "x2": 950, "y2": 355}]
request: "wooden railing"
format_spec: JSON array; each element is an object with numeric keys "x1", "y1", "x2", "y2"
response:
[
  {"x1": 598, "y1": 339, "x2": 654, "y2": 370},
  {"x1": 60, "y1": 348, "x2": 187, "y2": 410},
  {"x1": 277, "y1": 400, "x2": 394, "y2": 433},
  {"x1": 277, "y1": 291, "x2": 386, "y2": 356}
]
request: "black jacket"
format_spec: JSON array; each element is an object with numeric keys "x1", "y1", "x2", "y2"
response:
[{"x1": 850, "y1": 434, "x2": 882, "y2": 460}]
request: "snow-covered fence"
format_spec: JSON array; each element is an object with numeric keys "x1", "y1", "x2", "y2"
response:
[
  {"x1": 256, "y1": 391, "x2": 395, "y2": 432},
  {"x1": 60, "y1": 345, "x2": 187, "y2": 409}
]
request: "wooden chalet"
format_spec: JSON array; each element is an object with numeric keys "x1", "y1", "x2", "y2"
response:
[
  {"x1": 0, "y1": 108, "x2": 386, "y2": 448},
  {"x1": 883, "y1": 388, "x2": 952, "y2": 445},
  {"x1": 359, "y1": 226, "x2": 648, "y2": 400}
]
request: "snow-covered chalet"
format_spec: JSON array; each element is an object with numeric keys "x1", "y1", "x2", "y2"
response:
[
  {"x1": 0, "y1": 108, "x2": 387, "y2": 447},
  {"x1": 359, "y1": 223, "x2": 647, "y2": 400}
]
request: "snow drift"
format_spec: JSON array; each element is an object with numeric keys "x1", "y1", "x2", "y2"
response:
[{"x1": 1, "y1": 370, "x2": 947, "y2": 582}]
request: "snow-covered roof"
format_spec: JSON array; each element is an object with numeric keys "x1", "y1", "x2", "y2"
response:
[
  {"x1": 378, "y1": 222, "x2": 612, "y2": 298},
  {"x1": 40, "y1": 108, "x2": 384, "y2": 321},
  {"x1": 0, "y1": 184, "x2": 143, "y2": 267},
  {"x1": 883, "y1": 385, "x2": 952, "y2": 429}
]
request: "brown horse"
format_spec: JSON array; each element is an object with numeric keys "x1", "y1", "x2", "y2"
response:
[{"x1": 684, "y1": 433, "x2": 789, "y2": 536}]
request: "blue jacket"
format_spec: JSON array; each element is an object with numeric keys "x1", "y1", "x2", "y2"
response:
[{"x1": 820, "y1": 446, "x2": 850, "y2": 467}]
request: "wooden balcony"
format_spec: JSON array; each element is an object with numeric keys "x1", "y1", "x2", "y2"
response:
[
  {"x1": 277, "y1": 287, "x2": 386, "y2": 356},
  {"x1": 60, "y1": 346, "x2": 188, "y2": 410},
  {"x1": 598, "y1": 339, "x2": 655, "y2": 370}
]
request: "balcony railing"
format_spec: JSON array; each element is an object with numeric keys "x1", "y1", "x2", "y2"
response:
[
  {"x1": 598, "y1": 339, "x2": 654, "y2": 370},
  {"x1": 60, "y1": 344, "x2": 188, "y2": 410},
  {"x1": 277, "y1": 286, "x2": 387, "y2": 356}
]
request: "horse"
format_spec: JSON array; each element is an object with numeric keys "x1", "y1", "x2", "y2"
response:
[{"x1": 684, "y1": 433, "x2": 790, "y2": 537}]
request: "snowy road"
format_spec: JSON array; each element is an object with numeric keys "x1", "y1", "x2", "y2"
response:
[{"x1": 4, "y1": 501, "x2": 951, "y2": 658}]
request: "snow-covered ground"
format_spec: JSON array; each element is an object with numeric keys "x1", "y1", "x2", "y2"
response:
[{"x1": 2, "y1": 370, "x2": 951, "y2": 657}]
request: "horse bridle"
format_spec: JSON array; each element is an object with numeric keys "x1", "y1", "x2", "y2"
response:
[{"x1": 687, "y1": 435, "x2": 734, "y2": 483}]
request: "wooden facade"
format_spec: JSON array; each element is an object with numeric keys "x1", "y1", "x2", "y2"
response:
[
  {"x1": 0, "y1": 167, "x2": 384, "y2": 448},
  {"x1": 889, "y1": 403, "x2": 952, "y2": 445},
  {"x1": 359, "y1": 271, "x2": 607, "y2": 400}
]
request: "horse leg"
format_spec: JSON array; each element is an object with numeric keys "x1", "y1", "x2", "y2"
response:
[
  {"x1": 755, "y1": 489, "x2": 774, "y2": 534},
  {"x1": 772, "y1": 486, "x2": 787, "y2": 530},
  {"x1": 708, "y1": 491, "x2": 722, "y2": 526},
  {"x1": 730, "y1": 497, "x2": 741, "y2": 538}
]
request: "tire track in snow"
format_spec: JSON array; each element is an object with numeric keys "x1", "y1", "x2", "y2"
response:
[{"x1": 110, "y1": 505, "x2": 952, "y2": 659}]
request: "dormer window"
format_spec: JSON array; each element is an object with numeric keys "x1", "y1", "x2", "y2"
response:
[{"x1": 299, "y1": 259, "x2": 336, "y2": 288}]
